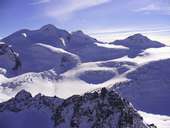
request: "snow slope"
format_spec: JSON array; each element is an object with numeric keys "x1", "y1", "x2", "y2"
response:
[
  {"x1": 115, "y1": 59, "x2": 170, "y2": 115},
  {"x1": 112, "y1": 47, "x2": 170, "y2": 115},
  {"x1": 139, "y1": 111, "x2": 170, "y2": 128},
  {"x1": 0, "y1": 41, "x2": 80, "y2": 77}
]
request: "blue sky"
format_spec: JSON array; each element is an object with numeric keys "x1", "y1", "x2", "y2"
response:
[{"x1": 0, "y1": 0, "x2": 170, "y2": 44}]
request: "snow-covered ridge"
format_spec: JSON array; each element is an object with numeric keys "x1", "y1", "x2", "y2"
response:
[
  {"x1": 112, "y1": 33, "x2": 165, "y2": 49},
  {"x1": 112, "y1": 33, "x2": 165, "y2": 57},
  {"x1": 0, "y1": 88, "x2": 148, "y2": 128},
  {"x1": 139, "y1": 111, "x2": 170, "y2": 128}
]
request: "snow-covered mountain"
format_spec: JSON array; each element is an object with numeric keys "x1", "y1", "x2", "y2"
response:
[
  {"x1": 1, "y1": 24, "x2": 128, "y2": 66},
  {"x1": 111, "y1": 34, "x2": 165, "y2": 57},
  {"x1": 0, "y1": 25, "x2": 82, "y2": 77},
  {"x1": 1, "y1": 24, "x2": 170, "y2": 128},
  {"x1": 113, "y1": 34, "x2": 164, "y2": 49},
  {"x1": 0, "y1": 88, "x2": 148, "y2": 128},
  {"x1": 0, "y1": 25, "x2": 165, "y2": 77}
]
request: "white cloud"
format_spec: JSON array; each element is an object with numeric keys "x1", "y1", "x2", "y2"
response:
[
  {"x1": 31, "y1": 0, "x2": 51, "y2": 5},
  {"x1": 91, "y1": 33, "x2": 170, "y2": 45},
  {"x1": 136, "y1": 4, "x2": 161, "y2": 11},
  {"x1": 45, "y1": 0, "x2": 111, "y2": 19},
  {"x1": 134, "y1": 2, "x2": 170, "y2": 15},
  {"x1": 89, "y1": 27, "x2": 170, "y2": 36},
  {"x1": 88, "y1": 26, "x2": 170, "y2": 44}
]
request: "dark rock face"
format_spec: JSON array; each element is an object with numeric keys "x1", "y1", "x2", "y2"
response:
[
  {"x1": 0, "y1": 42, "x2": 21, "y2": 71},
  {"x1": 0, "y1": 88, "x2": 148, "y2": 128}
]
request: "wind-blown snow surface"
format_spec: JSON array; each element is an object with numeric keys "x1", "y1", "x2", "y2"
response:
[
  {"x1": 1, "y1": 24, "x2": 170, "y2": 126},
  {"x1": 139, "y1": 111, "x2": 170, "y2": 128}
]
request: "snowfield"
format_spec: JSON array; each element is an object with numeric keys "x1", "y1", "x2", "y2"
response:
[
  {"x1": 115, "y1": 46, "x2": 170, "y2": 64},
  {"x1": 0, "y1": 24, "x2": 170, "y2": 127},
  {"x1": 139, "y1": 111, "x2": 170, "y2": 128}
]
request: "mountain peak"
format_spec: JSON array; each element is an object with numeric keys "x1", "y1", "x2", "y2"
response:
[
  {"x1": 71, "y1": 30, "x2": 96, "y2": 41},
  {"x1": 39, "y1": 24, "x2": 70, "y2": 37},
  {"x1": 40, "y1": 24, "x2": 57, "y2": 30},
  {"x1": 127, "y1": 33, "x2": 150, "y2": 41},
  {"x1": 15, "y1": 90, "x2": 32, "y2": 101},
  {"x1": 128, "y1": 33, "x2": 147, "y2": 39},
  {"x1": 71, "y1": 30, "x2": 85, "y2": 36},
  {"x1": 113, "y1": 33, "x2": 165, "y2": 50},
  {"x1": 40, "y1": 24, "x2": 59, "y2": 33}
]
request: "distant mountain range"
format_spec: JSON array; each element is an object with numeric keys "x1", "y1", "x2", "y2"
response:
[
  {"x1": 0, "y1": 24, "x2": 170, "y2": 128},
  {"x1": 0, "y1": 24, "x2": 164, "y2": 77}
]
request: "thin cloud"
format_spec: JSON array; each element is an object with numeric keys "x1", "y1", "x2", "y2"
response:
[
  {"x1": 91, "y1": 32, "x2": 170, "y2": 44},
  {"x1": 89, "y1": 27, "x2": 170, "y2": 35},
  {"x1": 45, "y1": 0, "x2": 111, "y2": 20},
  {"x1": 89, "y1": 27, "x2": 170, "y2": 43},
  {"x1": 134, "y1": 2, "x2": 170, "y2": 15},
  {"x1": 136, "y1": 4, "x2": 160, "y2": 11},
  {"x1": 30, "y1": 0, "x2": 51, "y2": 5}
]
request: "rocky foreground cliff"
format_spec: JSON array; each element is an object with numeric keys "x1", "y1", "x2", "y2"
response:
[{"x1": 0, "y1": 88, "x2": 149, "y2": 128}]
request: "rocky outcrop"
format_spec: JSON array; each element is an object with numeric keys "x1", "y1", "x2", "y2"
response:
[
  {"x1": 0, "y1": 88, "x2": 148, "y2": 128},
  {"x1": 0, "y1": 42, "x2": 21, "y2": 71}
]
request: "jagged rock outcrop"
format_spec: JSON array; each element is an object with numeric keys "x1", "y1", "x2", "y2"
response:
[
  {"x1": 0, "y1": 42, "x2": 21, "y2": 71},
  {"x1": 0, "y1": 88, "x2": 148, "y2": 128}
]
